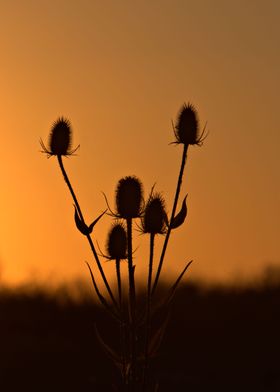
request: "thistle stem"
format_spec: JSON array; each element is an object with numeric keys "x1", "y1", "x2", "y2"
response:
[
  {"x1": 126, "y1": 218, "x2": 136, "y2": 311},
  {"x1": 152, "y1": 144, "x2": 188, "y2": 295},
  {"x1": 126, "y1": 217, "x2": 136, "y2": 388},
  {"x1": 115, "y1": 258, "x2": 127, "y2": 384},
  {"x1": 57, "y1": 155, "x2": 118, "y2": 309},
  {"x1": 147, "y1": 233, "x2": 155, "y2": 310},
  {"x1": 116, "y1": 258, "x2": 122, "y2": 308},
  {"x1": 143, "y1": 233, "x2": 155, "y2": 390}
]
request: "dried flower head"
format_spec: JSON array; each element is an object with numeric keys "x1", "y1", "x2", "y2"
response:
[
  {"x1": 173, "y1": 103, "x2": 207, "y2": 146},
  {"x1": 106, "y1": 222, "x2": 127, "y2": 260},
  {"x1": 142, "y1": 191, "x2": 167, "y2": 235},
  {"x1": 115, "y1": 176, "x2": 143, "y2": 219},
  {"x1": 40, "y1": 117, "x2": 79, "y2": 157}
]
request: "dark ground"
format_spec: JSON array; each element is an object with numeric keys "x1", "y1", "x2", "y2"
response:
[{"x1": 0, "y1": 281, "x2": 279, "y2": 391}]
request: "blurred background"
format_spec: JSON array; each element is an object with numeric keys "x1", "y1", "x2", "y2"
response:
[
  {"x1": 0, "y1": 282, "x2": 279, "y2": 391},
  {"x1": 0, "y1": 2, "x2": 280, "y2": 390},
  {"x1": 0, "y1": 0, "x2": 279, "y2": 290}
]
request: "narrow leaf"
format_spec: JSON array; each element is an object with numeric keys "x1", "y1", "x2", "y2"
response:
[
  {"x1": 125, "y1": 363, "x2": 131, "y2": 379},
  {"x1": 170, "y1": 194, "x2": 188, "y2": 229},
  {"x1": 88, "y1": 209, "x2": 107, "y2": 233},
  {"x1": 74, "y1": 205, "x2": 89, "y2": 235},
  {"x1": 148, "y1": 314, "x2": 169, "y2": 358},
  {"x1": 165, "y1": 260, "x2": 193, "y2": 307},
  {"x1": 85, "y1": 262, "x2": 120, "y2": 321},
  {"x1": 94, "y1": 324, "x2": 122, "y2": 367}
]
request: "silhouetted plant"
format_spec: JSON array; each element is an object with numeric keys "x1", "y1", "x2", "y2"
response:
[{"x1": 40, "y1": 103, "x2": 206, "y2": 391}]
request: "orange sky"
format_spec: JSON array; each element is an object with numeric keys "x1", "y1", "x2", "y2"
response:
[{"x1": 0, "y1": 0, "x2": 279, "y2": 288}]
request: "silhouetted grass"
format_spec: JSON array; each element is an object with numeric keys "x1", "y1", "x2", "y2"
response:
[{"x1": 0, "y1": 281, "x2": 279, "y2": 391}]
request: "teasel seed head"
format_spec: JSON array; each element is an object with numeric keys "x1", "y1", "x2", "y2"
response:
[
  {"x1": 40, "y1": 117, "x2": 79, "y2": 157},
  {"x1": 142, "y1": 191, "x2": 167, "y2": 235},
  {"x1": 174, "y1": 103, "x2": 206, "y2": 146},
  {"x1": 106, "y1": 222, "x2": 127, "y2": 260},
  {"x1": 115, "y1": 176, "x2": 143, "y2": 219}
]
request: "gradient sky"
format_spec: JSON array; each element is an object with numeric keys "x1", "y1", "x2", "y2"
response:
[{"x1": 0, "y1": 0, "x2": 279, "y2": 289}]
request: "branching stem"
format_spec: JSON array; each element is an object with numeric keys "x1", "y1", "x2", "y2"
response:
[
  {"x1": 152, "y1": 144, "x2": 188, "y2": 295},
  {"x1": 57, "y1": 155, "x2": 118, "y2": 309}
]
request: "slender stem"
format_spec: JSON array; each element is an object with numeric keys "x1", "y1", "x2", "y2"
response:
[
  {"x1": 147, "y1": 233, "x2": 155, "y2": 308},
  {"x1": 116, "y1": 259, "x2": 122, "y2": 308},
  {"x1": 115, "y1": 258, "x2": 127, "y2": 384},
  {"x1": 57, "y1": 155, "x2": 118, "y2": 309},
  {"x1": 143, "y1": 233, "x2": 155, "y2": 390},
  {"x1": 126, "y1": 217, "x2": 136, "y2": 389},
  {"x1": 126, "y1": 218, "x2": 136, "y2": 313},
  {"x1": 152, "y1": 144, "x2": 188, "y2": 296}
]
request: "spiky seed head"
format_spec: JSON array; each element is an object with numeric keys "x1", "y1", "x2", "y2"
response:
[
  {"x1": 49, "y1": 117, "x2": 72, "y2": 155},
  {"x1": 174, "y1": 103, "x2": 201, "y2": 146},
  {"x1": 142, "y1": 193, "x2": 167, "y2": 234},
  {"x1": 107, "y1": 223, "x2": 127, "y2": 260},
  {"x1": 40, "y1": 117, "x2": 79, "y2": 157},
  {"x1": 116, "y1": 176, "x2": 143, "y2": 219}
]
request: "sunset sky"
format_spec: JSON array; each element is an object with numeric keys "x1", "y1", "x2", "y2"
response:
[{"x1": 0, "y1": 0, "x2": 279, "y2": 289}]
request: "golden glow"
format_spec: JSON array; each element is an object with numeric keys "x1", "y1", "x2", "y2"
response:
[{"x1": 0, "y1": 1, "x2": 279, "y2": 287}]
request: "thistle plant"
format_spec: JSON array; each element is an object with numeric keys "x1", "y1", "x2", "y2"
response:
[{"x1": 40, "y1": 103, "x2": 206, "y2": 391}]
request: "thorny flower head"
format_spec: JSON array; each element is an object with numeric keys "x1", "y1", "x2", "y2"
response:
[
  {"x1": 106, "y1": 222, "x2": 127, "y2": 260},
  {"x1": 173, "y1": 103, "x2": 207, "y2": 146},
  {"x1": 141, "y1": 190, "x2": 167, "y2": 235},
  {"x1": 40, "y1": 117, "x2": 79, "y2": 157},
  {"x1": 115, "y1": 176, "x2": 144, "y2": 219}
]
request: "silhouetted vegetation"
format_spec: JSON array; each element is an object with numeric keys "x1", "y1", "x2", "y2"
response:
[
  {"x1": 0, "y1": 281, "x2": 279, "y2": 391},
  {"x1": 39, "y1": 106, "x2": 279, "y2": 391},
  {"x1": 40, "y1": 104, "x2": 207, "y2": 390}
]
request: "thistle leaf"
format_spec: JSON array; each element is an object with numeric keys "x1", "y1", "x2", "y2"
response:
[
  {"x1": 170, "y1": 195, "x2": 188, "y2": 229},
  {"x1": 85, "y1": 262, "x2": 120, "y2": 321},
  {"x1": 85, "y1": 262, "x2": 108, "y2": 307},
  {"x1": 94, "y1": 324, "x2": 122, "y2": 367},
  {"x1": 165, "y1": 260, "x2": 193, "y2": 307},
  {"x1": 148, "y1": 314, "x2": 169, "y2": 358},
  {"x1": 74, "y1": 205, "x2": 89, "y2": 235},
  {"x1": 88, "y1": 209, "x2": 107, "y2": 233}
]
